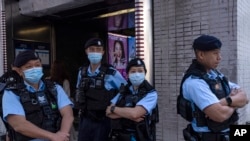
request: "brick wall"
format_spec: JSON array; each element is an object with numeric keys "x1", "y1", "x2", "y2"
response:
[
  {"x1": 153, "y1": 0, "x2": 250, "y2": 141},
  {"x1": 236, "y1": 0, "x2": 250, "y2": 124}
]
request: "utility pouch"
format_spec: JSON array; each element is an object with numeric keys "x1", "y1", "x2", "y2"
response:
[
  {"x1": 109, "y1": 130, "x2": 119, "y2": 141},
  {"x1": 109, "y1": 130, "x2": 136, "y2": 141},
  {"x1": 183, "y1": 124, "x2": 199, "y2": 141},
  {"x1": 136, "y1": 121, "x2": 152, "y2": 141},
  {"x1": 177, "y1": 95, "x2": 193, "y2": 122},
  {"x1": 194, "y1": 107, "x2": 207, "y2": 127},
  {"x1": 118, "y1": 133, "x2": 132, "y2": 141}
]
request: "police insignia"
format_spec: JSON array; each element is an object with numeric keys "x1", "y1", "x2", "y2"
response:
[
  {"x1": 97, "y1": 41, "x2": 101, "y2": 45},
  {"x1": 215, "y1": 83, "x2": 220, "y2": 90},
  {"x1": 137, "y1": 60, "x2": 141, "y2": 65}
]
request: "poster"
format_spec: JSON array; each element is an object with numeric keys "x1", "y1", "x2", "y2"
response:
[
  {"x1": 128, "y1": 12, "x2": 135, "y2": 29},
  {"x1": 108, "y1": 13, "x2": 128, "y2": 31},
  {"x1": 128, "y1": 36, "x2": 136, "y2": 61},
  {"x1": 33, "y1": 42, "x2": 50, "y2": 66},
  {"x1": 14, "y1": 40, "x2": 50, "y2": 67},
  {"x1": 108, "y1": 33, "x2": 128, "y2": 79}
]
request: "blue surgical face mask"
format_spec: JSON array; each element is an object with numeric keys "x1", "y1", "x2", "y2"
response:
[
  {"x1": 23, "y1": 67, "x2": 44, "y2": 84},
  {"x1": 88, "y1": 52, "x2": 102, "y2": 64},
  {"x1": 129, "y1": 72, "x2": 145, "y2": 86}
]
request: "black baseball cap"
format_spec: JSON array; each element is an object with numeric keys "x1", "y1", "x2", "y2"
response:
[
  {"x1": 193, "y1": 35, "x2": 222, "y2": 51},
  {"x1": 84, "y1": 38, "x2": 104, "y2": 49}
]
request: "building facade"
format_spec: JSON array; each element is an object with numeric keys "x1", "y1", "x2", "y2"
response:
[{"x1": 1, "y1": 0, "x2": 250, "y2": 141}]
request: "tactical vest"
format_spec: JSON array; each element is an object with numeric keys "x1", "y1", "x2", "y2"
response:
[
  {"x1": 77, "y1": 64, "x2": 118, "y2": 120},
  {"x1": 111, "y1": 80, "x2": 158, "y2": 141},
  {"x1": 7, "y1": 79, "x2": 62, "y2": 141},
  {"x1": 177, "y1": 59, "x2": 238, "y2": 132}
]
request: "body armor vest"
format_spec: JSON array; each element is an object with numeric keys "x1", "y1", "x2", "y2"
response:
[
  {"x1": 8, "y1": 79, "x2": 62, "y2": 141},
  {"x1": 111, "y1": 80, "x2": 158, "y2": 141},
  {"x1": 177, "y1": 59, "x2": 238, "y2": 132},
  {"x1": 77, "y1": 64, "x2": 118, "y2": 119}
]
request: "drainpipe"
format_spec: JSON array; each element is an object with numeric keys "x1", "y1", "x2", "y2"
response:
[
  {"x1": 135, "y1": 0, "x2": 153, "y2": 84},
  {"x1": 0, "y1": 0, "x2": 7, "y2": 75}
]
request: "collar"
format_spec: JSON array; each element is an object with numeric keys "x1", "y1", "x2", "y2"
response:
[
  {"x1": 87, "y1": 65, "x2": 101, "y2": 76},
  {"x1": 24, "y1": 80, "x2": 45, "y2": 92}
]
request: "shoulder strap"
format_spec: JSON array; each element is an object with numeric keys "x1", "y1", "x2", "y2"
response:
[
  {"x1": 80, "y1": 65, "x2": 88, "y2": 78},
  {"x1": 137, "y1": 80, "x2": 155, "y2": 98},
  {"x1": 99, "y1": 63, "x2": 116, "y2": 76},
  {"x1": 43, "y1": 79, "x2": 58, "y2": 100}
]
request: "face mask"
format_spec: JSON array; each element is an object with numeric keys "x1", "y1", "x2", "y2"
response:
[
  {"x1": 129, "y1": 72, "x2": 145, "y2": 86},
  {"x1": 23, "y1": 67, "x2": 43, "y2": 84},
  {"x1": 88, "y1": 53, "x2": 102, "y2": 64}
]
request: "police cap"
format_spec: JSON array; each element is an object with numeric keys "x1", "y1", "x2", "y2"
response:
[
  {"x1": 126, "y1": 58, "x2": 147, "y2": 73},
  {"x1": 84, "y1": 38, "x2": 104, "y2": 49},
  {"x1": 193, "y1": 35, "x2": 222, "y2": 51},
  {"x1": 14, "y1": 50, "x2": 40, "y2": 67}
]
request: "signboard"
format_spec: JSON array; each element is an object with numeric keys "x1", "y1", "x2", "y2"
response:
[{"x1": 14, "y1": 40, "x2": 50, "y2": 67}]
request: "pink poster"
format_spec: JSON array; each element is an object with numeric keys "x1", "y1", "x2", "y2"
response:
[{"x1": 108, "y1": 33, "x2": 128, "y2": 79}]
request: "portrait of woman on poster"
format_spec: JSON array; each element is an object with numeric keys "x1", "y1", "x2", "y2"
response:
[{"x1": 113, "y1": 40, "x2": 126, "y2": 69}]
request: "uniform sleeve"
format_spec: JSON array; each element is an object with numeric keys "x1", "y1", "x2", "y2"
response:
[
  {"x1": 2, "y1": 90, "x2": 25, "y2": 121},
  {"x1": 136, "y1": 91, "x2": 158, "y2": 115},
  {"x1": 56, "y1": 85, "x2": 73, "y2": 109},
  {"x1": 228, "y1": 81, "x2": 240, "y2": 89},
  {"x1": 111, "y1": 93, "x2": 121, "y2": 104},
  {"x1": 104, "y1": 68, "x2": 127, "y2": 90},
  {"x1": 182, "y1": 77, "x2": 219, "y2": 111}
]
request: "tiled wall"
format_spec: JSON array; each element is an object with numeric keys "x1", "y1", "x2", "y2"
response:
[{"x1": 153, "y1": 0, "x2": 250, "y2": 140}]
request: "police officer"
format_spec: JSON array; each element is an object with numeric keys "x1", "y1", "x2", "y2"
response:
[
  {"x1": 76, "y1": 37, "x2": 127, "y2": 141},
  {"x1": 2, "y1": 50, "x2": 74, "y2": 141},
  {"x1": 106, "y1": 58, "x2": 158, "y2": 141},
  {"x1": 178, "y1": 35, "x2": 248, "y2": 141}
]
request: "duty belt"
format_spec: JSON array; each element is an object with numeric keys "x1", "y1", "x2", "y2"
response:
[{"x1": 198, "y1": 132, "x2": 229, "y2": 141}]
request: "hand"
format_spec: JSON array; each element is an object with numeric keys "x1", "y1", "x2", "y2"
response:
[
  {"x1": 229, "y1": 88, "x2": 240, "y2": 96},
  {"x1": 106, "y1": 105, "x2": 112, "y2": 116},
  {"x1": 230, "y1": 89, "x2": 248, "y2": 108},
  {"x1": 133, "y1": 116, "x2": 145, "y2": 122},
  {"x1": 50, "y1": 131, "x2": 70, "y2": 141}
]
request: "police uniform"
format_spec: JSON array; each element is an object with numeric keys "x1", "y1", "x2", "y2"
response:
[
  {"x1": 76, "y1": 65, "x2": 126, "y2": 91},
  {"x1": 178, "y1": 35, "x2": 240, "y2": 141},
  {"x1": 76, "y1": 38, "x2": 127, "y2": 141},
  {"x1": 183, "y1": 70, "x2": 239, "y2": 132},
  {"x1": 2, "y1": 50, "x2": 73, "y2": 141},
  {"x1": 111, "y1": 86, "x2": 157, "y2": 115},
  {"x1": 2, "y1": 81, "x2": 73, "y2": 141},
  {"x1": 108, "y1": 58, "x2": 158, "y2": 141}
]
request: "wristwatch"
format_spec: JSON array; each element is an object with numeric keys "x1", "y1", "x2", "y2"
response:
[
  {"x1": 110, "y1": 106, "x2": 116, "y2": 113},
  {"x1": 226, "y1": 96, "x2": 232, "y2": 106}
]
